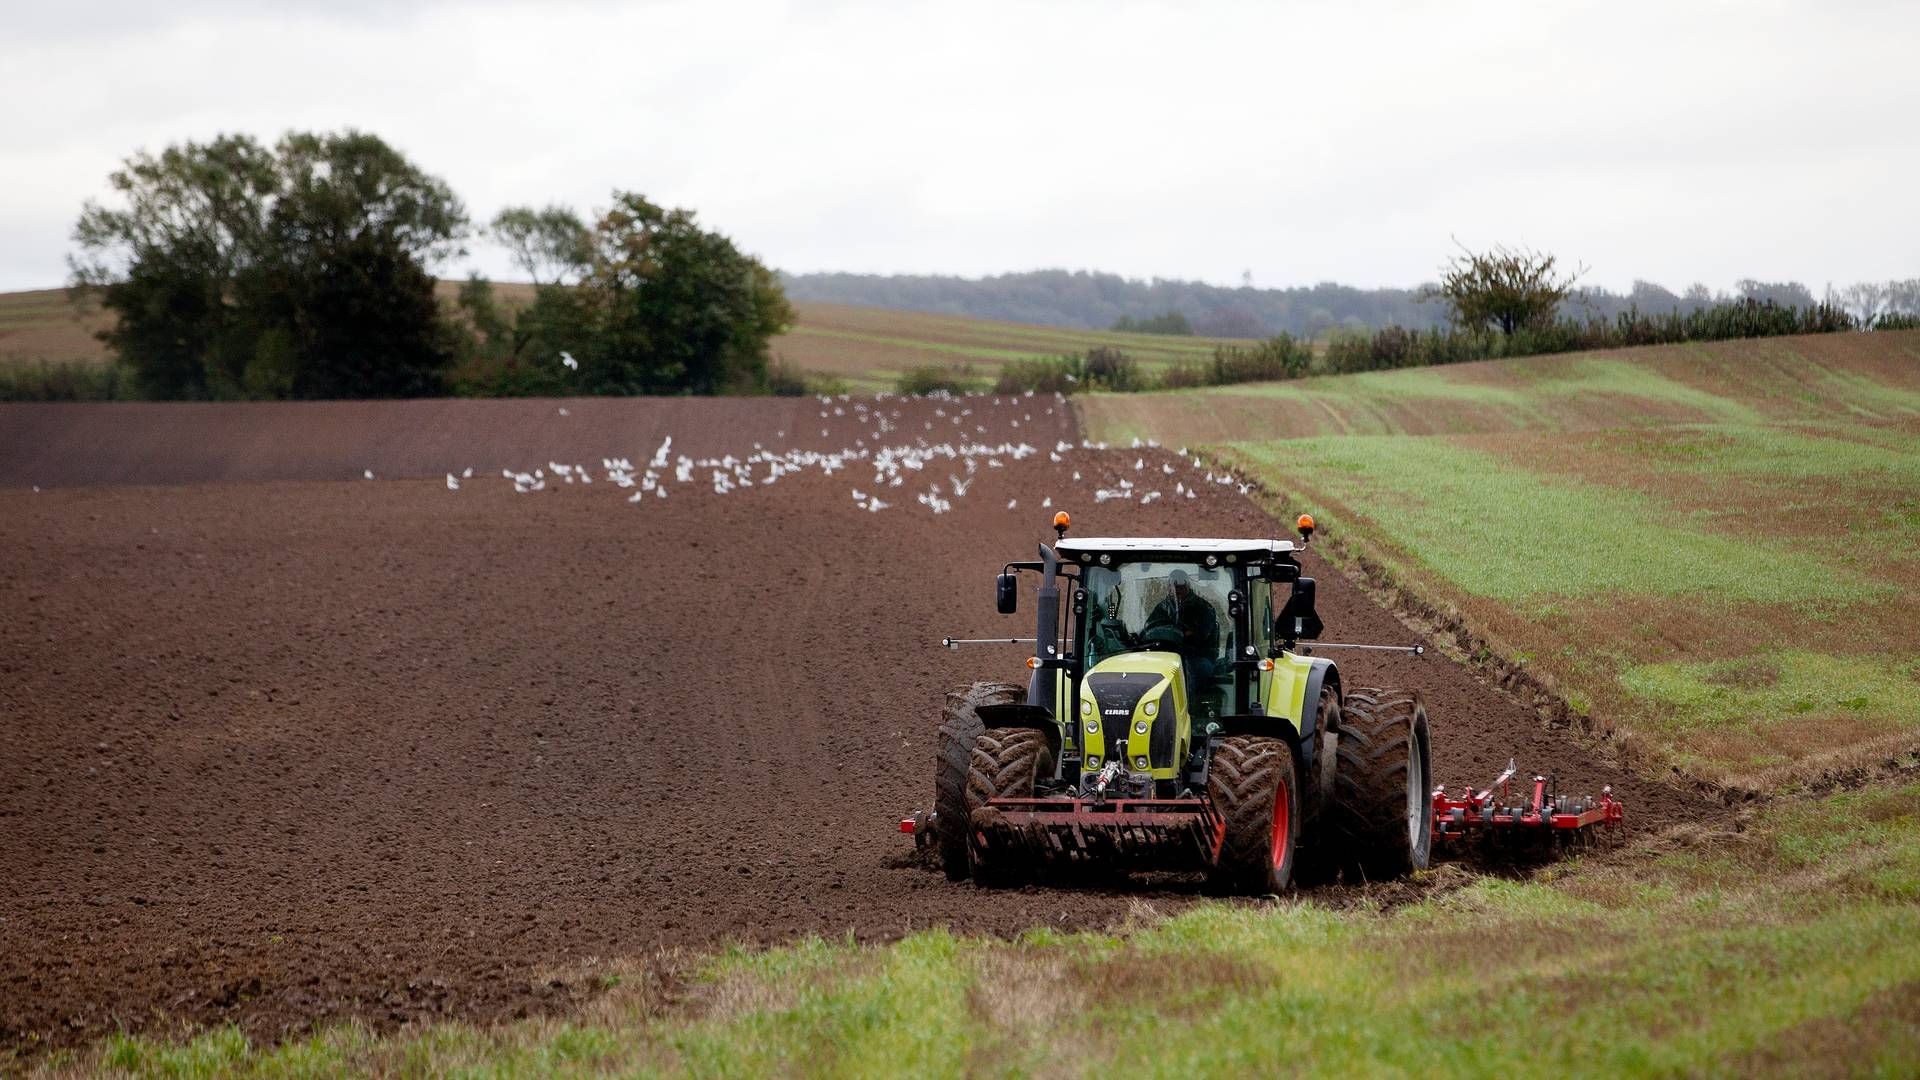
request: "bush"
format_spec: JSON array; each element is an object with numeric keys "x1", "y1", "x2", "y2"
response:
[
  {"x1": 994, "y1": 355, "x2": 1086, "y2": 395},
  {"x1": 0, "y1": 361, "x2": 134, "y2": 402},
  {"x1": 765, "y1": 358, "x2": 812, "y2": 396},
  {"x1": 1209, "y1": 334, "x2": 1312, "y2": 384},
  {"x1": 896, "y1": 363, "x2": 980, "y2": 396},
  {"x1": 1084, "y1": 346, "x2": 1143, "y2": 391},
  {"x1": 1156, "y1": 362, "x2": 1210, "y2": 390},
  {"x1": 1322, "y1": 298, "x2": 1865, "y2": 375}
]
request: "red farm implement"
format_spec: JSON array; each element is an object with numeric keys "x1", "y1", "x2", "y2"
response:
[{"x1": 1431, "y1": 759, "x2": 1624, "y2": 852}]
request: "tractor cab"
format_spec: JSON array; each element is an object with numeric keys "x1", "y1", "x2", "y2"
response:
[
  {"x1": 1079, "y1": 556, "x2": 1236, "y2": 722},
  {"x1": 1051, "y1": 537, "x2": 1320, "y2": 795}
]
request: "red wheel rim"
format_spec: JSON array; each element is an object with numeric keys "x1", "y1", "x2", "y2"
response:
[{"x1": 1269, "y1": 774, "x2": 1291, "y2": 869}]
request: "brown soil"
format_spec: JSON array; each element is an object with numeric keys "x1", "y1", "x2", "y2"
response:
[{"x1": 0, "y1": 394, "x2": 1701, "y2": 1055}]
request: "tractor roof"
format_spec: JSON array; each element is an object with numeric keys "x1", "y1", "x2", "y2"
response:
[{"x1": 1056, "y1": 537, "x2": 1298, "y2": 564}]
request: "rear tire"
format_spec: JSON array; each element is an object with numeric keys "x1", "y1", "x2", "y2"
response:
[
  {"x1": 965, "y1": 727, "x2": 1054, "y2": 887},
  {"x1": 935, "y1": 682, "x2": 1023, "y2": 880},
  {"x1": 1207, "y1": 735, "x2": 1300, "y2": 895},
  {"x1": 1290, "y1": 688, "x2": 1343, "y2": 888},
  {"x1": 1328, "y1": 688, "x2": 1432, "y2": 881}
]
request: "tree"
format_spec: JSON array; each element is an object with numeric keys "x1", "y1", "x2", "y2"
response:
[
  {"x1": 70, "y1": 135, "x2": 279, "y2": 398},
  {"x1": 490, "y1": 205, "x2": 589, "y2": 286},
  {"x1": 71, "y1": 130, "x2": 468, "y2": 399},
  {"x1": 1112, "y1": 310, "x2": 1193, "y2": 335},
  {"x1": 1829, "y1": 281, "x2": 1890, "y2": 327},
  {"x1": 562, "y1": 192, "x2": 794, "y2": 394},
  {"x1": 1426, "y1": 243, "x2": 1582, "y2": 336},
  {"x1": 1734, "y1": 279, "x2": 1816, "y2": 309}
]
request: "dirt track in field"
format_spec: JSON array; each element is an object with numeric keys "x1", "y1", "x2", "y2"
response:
[{"x1": 0, "y1": 395, "x2": 1703, "y2": 1053}]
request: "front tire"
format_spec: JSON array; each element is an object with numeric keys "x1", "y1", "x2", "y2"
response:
[
  {"x1": 934, "y1": 682, "x2": 1022, "y2": 880},
  {"x1": 1328, "y1": 688, "x2": 1432, "y2": 881},
  {"x1": 965, "y1": 727, "x2": 1054, "y2": 886},
  {"x1": 1207, "y1": 735, "x2": 1300, "y2": 895}
]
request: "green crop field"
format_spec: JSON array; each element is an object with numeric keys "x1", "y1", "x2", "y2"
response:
[
  {"x1": 0, "y1": 287, "x2": 1250, "y2": 395},
  {"x1": 1093, "y1": 332, "x2": 1920, "y2": 790}
]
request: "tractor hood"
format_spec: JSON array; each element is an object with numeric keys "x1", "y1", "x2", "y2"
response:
[{"x1": 1078, "y1": 651, "x2": 1186, "y2": 777}]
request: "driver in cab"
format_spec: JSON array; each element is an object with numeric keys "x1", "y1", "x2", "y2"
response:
[{"x1": 1144, "y1": 568, "x2": 1219, "y2": 668}]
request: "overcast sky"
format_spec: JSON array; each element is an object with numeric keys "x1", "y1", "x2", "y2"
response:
[{"x1": 3, "y1": 0, "x2": 1914, "y2": 294}]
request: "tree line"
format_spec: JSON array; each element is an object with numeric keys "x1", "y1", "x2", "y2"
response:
[
  {"x1": 67, "y1": 131, "x2": 795, "y2": 401},
  {"x1": 783, "y1": 268, "x2": 1920, "y2": 340}
]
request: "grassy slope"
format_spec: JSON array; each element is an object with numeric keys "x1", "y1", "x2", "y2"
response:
[
  {"x1": 62, "y1": 783, "x2": 1920, "y2": 1077},
  {"x1": 1084, "y1": 330, "x2": 1920, "y2": 788},
  {"x1": 0, "y1": 287, "x2": 1249, "y2": 394}
]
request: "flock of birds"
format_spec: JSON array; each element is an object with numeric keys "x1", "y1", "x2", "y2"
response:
[{"x1": 370, "y1": 390, "x2": 1256, "y2": 516}]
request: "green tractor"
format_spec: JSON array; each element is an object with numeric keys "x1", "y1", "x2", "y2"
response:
[{"x1": 908, "y1": 514, "x2": 1432, "y2": 893}]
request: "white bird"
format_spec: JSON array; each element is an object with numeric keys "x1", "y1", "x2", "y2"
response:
[
  {"x1": 363, "y1": 469, "x2": 374, "y2": 480},
  {"x1": 1007, "y1": 499, "x2": 1018, "y2": 510},
  {"x1": 557, "y1": 407, "x2": 570, "y2": 416},
  {"x1": 1042, "y1": 496, "x2": 1052, "y2": 508},
  {"x1": 462, "y1": 467, "x2": 473, "y2": 478},
  {"x1": 445, "y1": 473, "x2": 459, "y2": 491},
  {"x1": 561, "y1": 351, "x2": 579, "y2": 370}
]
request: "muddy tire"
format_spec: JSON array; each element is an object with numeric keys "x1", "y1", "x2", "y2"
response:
[
  {"x1": 1327, "y1": 687, "x2": 1432, "y2": 881},
  {"x1": 1290, "y1": 688, "x2": 1343, "y2": 888},
  {"x1": 934, "y1": 681, "x2": 1023, "y2": 880},
  {"x1": 1206, "y1": 735, "x2": 1300, "y2": 895},
  {"x1": 965, "y1": 727, "x2": 1054, "y2": 887}
]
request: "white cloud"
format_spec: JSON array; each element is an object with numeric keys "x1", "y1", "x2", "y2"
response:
[{"x1": 1, "y1": 0, "x2": 1914, "y2": 293}]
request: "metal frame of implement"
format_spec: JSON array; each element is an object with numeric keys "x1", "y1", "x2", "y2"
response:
[{"x1": 1431, "y1": 758, "x2": 1624, "y2": 841}]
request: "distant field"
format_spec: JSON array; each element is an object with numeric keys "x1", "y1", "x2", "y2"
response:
[
  {"x1": 773, "y1": 302, "x2": 1249, "y2": 391},
  {"x1": 0, "y1": 286, "x2": 1251, "y2": 393},
  {"x1": 0, "y1": 288, "x2": 109, "y2": 365},
  {"x1": 1085, "y1": 330, "x2": 1920, "y2": 789},
  {"x1": 1081, "y1": 330, "x2": 1920, "y2": 445}
]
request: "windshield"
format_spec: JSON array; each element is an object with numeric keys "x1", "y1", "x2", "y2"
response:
[{"x1": 1081, "y1": 561, "x2": 1235, "y2": 671}]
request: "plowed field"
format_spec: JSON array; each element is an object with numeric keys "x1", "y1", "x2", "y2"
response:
[{"x1": 0, "y1": 394, "x2": 1699, "y2": 1054}]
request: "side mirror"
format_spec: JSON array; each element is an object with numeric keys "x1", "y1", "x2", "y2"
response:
[
  {"x1": 1275, "y1": 577, "x2": 1323, "y2": 641},
  {"x1": 996, "y1": 572, "x2": 1018, "y2": 615}
]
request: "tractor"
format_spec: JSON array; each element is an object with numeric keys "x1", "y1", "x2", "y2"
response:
[{"x1": 906, "y1": 512, "x2": 1434, "y2": 893}]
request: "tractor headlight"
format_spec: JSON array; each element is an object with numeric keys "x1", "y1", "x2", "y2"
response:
[
  {"x1": 1135, "y1": 756, "x2": 1149, "y2": 770},
  {"x1": 1144, "y1": 700, "x2": 1158, "y2": 717},
  {"x1": 1134, "y1": 720, "x2": 1148, "y2": 735},
  {"x1": 1087, "y1": 754, "x2": 1101, "y2": 766},
  {"x1": 1080, "y1": 698, "x2": 1092, "y2": 716},
  {"x1": 1085, "y1": 719, "x2": 1099, "y2": 734}
]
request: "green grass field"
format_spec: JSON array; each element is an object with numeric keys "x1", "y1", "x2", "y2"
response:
[
  {"x1": 60, "y1": 783, "x2": 1920, "y2": 1077},
  {"x1": 1085, "y1": 330, "x2": 1920, "y2": 787}
]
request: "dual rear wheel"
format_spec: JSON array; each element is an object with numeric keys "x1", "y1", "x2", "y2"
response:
[{"x1": 1211, "y1": 686, "x2": 1433, "y2": 894}]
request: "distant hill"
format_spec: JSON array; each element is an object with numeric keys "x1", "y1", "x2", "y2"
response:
[{"x1": 781, "y1": 269, "x2": 1827, "y2": 339}]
